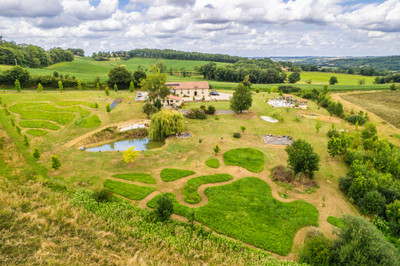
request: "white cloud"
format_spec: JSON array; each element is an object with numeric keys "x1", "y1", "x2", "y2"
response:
[{"x1": 0, "y1": 0, "x2": 399, "y2": 56}]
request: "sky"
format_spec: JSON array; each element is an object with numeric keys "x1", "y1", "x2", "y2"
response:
[{"x1": 0, "y1": 0, "x2": 399, "y2": 57}]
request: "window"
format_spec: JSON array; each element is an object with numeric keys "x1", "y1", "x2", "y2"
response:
[{"x1": 180, "y1": 90, "x2": 183, "y2": 94}]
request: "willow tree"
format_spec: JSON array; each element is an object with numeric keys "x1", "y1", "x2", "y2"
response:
[{"x1": 149, "y1": 109, "x2": 185, "y2": 141}]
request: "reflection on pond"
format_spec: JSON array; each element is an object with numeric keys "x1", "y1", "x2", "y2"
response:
[{"x1": 86, "y1": 138, "x2": 164, "y2": 152}]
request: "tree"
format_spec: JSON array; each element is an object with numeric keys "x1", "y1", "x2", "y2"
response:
[
  {"x1": 105, "y1": 86, "x2": 110, "y2": 96},
  {"x1": 129, "y1": 80, "x2": 134, "y2": 92},
  {"x1": 142, "y1": 102, "x2": 159, "y2": 118},
  {"x1": 122, "y1": 146, "x2": 139, "y2": 164},
  {"x1": 140, "y1": 65, "x2": 169, "y2": 103},
  {"x1": 331, "y1": 215, "x2": 400, "y2": 265},
  {"x1": 58, "y1": 80, "x2": 63, "y2": 93},
  {"x1": 360, "y1": 190, "x2": 385, "y2": 215},
  {"x1": 14, "y1": 79, "x2": 21, "y2": 92},
  {"x1": 288, "y1": 72, "x2": 301, "y2": 83},
  {"x1": 106, "y1": 103, "x2": 111, "y2": 113},
  {"x1": 315, "y1": 119, "x2": 321, "y2": 134},
  {"x1": 51, "y1": 155, "x2": 61, "y2": 170},
  {"x1": 241, "y1": 126, "x2": 246, "y2": 132},
  {"x1": 329, "y1": 76, "x2": 338, "y2": 85},
  {"x1": 390, "y1": 83, "x2": 398, "y2": 91},
  {"x1": 327, "y1": 136, "x2": 345, "y2": 157},
  {"x1": 1, "y1": 66, "x2": 30, "y2": 85},
  {"x1": 107, "y1": 66, "x2": 132, "y2": 90},
  {"x1": 148, "y1": 109, "x2": 185, "y2": 141},
  {"x1": 133, "y1": 67, "x2": 146, "y2": 88},
  {"x1": 77, "y1": 80, "x2": 83, "y2": 90},
  {"x1": 96, "y1": 82, "x2": 100, "y2": 91},
  {"x1": 180, "y1": 66, "x2": 187, "y2": 77},
  {"x1": 361, "y1": 123, "x2": 377, "y2": 139},
  {"x1": 214, "y1": 144, "x2": 221, "y2": 155},
  {"x1": 37, "y1": 82, "x2": 43, "y2": 93},
  {"x1": 230, "y1": 83, "x2": 252, "y2": 113},
  {"x1": 285, "y1": 139, "x2": 320, "y2": 178},
  {"x1": 113, "y1": 84, "x2": 118, "y2": 92},
  {"x1": 155, "y1": 193, "x2": 174, "y2": 221}
]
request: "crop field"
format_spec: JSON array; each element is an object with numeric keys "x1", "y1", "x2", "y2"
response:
[
  {"x1": 340, "y1": 91, "x2": 400, "y2": 128},
  {"x1": 0, "y1": 88, "x2": 362, "y2": 259},
  {"x1": 299, "y1": 71, "x2": 376, "y2": 85}
]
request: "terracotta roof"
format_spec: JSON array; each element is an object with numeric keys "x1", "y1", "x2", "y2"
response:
[
  {"x1": 283, "y1": 94, "x2": 293, "y2": 98},
  {"x1": 167, "y1": 95, "x2": 182, "y2": 101},
  {"x1": 165, "y1": 81, "x2": 209, "y2": 89},
  {"x1": 298, "y1": 99, "x2": 308, "y2": 102}
]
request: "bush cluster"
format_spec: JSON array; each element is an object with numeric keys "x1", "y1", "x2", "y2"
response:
[{"x1": 186, "y1": 108, "x2": 207, "y2": 119}]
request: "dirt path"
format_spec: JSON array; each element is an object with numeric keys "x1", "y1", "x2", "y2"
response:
[{"x1": 64, "y1": 119, "x2": 150, "y2": 147}]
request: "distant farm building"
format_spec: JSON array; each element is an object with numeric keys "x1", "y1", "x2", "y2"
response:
[
  {"x1": 162, "y1": 95, "x2": 183, "y2": 108},
  {"x1": 165, "y1": 81, "x2": 210, "y2": 100}
]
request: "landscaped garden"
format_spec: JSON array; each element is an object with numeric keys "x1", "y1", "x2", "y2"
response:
[{"x1": 0, "y1": 87, "x2": 361, "y2": 260}]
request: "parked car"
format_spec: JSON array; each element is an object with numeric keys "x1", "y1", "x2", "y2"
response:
[
  {"x1": 210, "y1": 90, "x2": 219, "y2": 96},
  {"x1": 137, "y1": 92, "x2": 142, "y2": 97},
  {"x1": 135, "y1": 97, "x2": 141, "y2": 101}
]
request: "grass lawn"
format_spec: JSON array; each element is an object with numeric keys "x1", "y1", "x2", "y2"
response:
[
  {"x1": 112, "y1": 173, "x2": 157, "y2": 184},
  {"x1": 160, "y1": 168, "x2": 195, "y2": 182},
  {"x1": 223, "y1": 148, "x2": 265, "y2": 173},
  {"x1": 19, "y1": 120, "x2": 60, "y2": 130},
  {"x1": 103, "y1": 179, "x2": 155, "y2": 200},
  {"x1": 341, "y1": 91, "x2": 400, "y2": 128},
  {"x1": 74, "y1": 115, "x2": 101, "y2": 128},
  {"x1": 148, "y1": 177, "x2": 319, "y2": 255},
  {"x1": 205, "y1": 158, "x2": 220, "y2": 168},
  {"x1": 183, "y1": 174, "x2": 233, "y2": 204},
  {"x1": 299, "y1": 72, "x2": 376, "y2": 85},
  {"x1": 327, "y1": 216, "x2": 344, "y2": 228},
  {"x1": 26, "y1": 129, "x2": 48, "y2": 136}
]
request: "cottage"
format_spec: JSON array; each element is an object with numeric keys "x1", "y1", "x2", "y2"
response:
[
  {"x1": 162, "y1": 95, "x2": 183, "y2": 108},
  {"x1": 165, "y1": 81, "x2": 209, "y2": 100}
]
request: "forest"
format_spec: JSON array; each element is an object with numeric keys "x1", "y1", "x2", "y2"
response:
[{"x1": 0, "y1": 37, "x2": 74, "y2": 68}]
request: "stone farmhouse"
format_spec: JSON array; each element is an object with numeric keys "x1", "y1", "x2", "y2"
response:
[{"x1": 165, "y1": 81, "x2": 210, "y2": 100}]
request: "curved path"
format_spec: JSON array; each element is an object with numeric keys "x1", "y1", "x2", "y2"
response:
[{"x1": 109, "y1": 161, "x2": 357, "y2": 261}]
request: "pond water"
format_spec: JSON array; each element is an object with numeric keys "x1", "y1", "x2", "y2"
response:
[{"x1": 86, "y1": 138, "x2": 164, "y2": 152}]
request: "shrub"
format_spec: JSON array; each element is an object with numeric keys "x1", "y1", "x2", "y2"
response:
[
  {"x1": 93, "y1": 188, "x2": 112, "y2": 204},
  {"x1": 155, "y1": 193, "x2": 174, "y2": 221},
  {"x1": 272, "y1": 165, "x2": 294, "y2": 183},
  {"x1": 233, "y1": 132, "x2": 241, "y2": 138},
  {"x1": 186, "y1": 108, "x2": 207, "y2": 119},
  {"x1": 347, "y1": 115, "x2": 366, "y2": 125},
  {"x1": 32, "y1": 148, "x2": 40, "y2": 159},
  {"x1": 327, "y1": 128, "x2": 339, "y2": 138},
  {"x1": 206, "y1": 105, "x2": 216, "y2": 114},
  {"x1": 240, "y1": 126, "x2": 246, "y2": 132},
  {"x1": 255, "y1": 88, "x2": 260, "y2": 93}
]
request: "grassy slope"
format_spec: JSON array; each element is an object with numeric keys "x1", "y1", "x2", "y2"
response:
[
  {"x1": 0, "y1": 128, "x2": 295, "y2": 265},
  {"x1": 341, "y1": 91, "x2": 400, "y2": 128},
  {"x1": 160, "y1": 168, "x2": 195, "y2": 182}
]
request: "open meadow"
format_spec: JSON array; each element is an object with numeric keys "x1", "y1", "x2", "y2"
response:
[{"x1": 0, "y1": 87, "x2": 361, "y2": 259}]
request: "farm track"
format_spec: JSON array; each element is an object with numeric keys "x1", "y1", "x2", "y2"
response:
[{"x1": 112, "y1": 160, "x2": 356, "y2": 261}]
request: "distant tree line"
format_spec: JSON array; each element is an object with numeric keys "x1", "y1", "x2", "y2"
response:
[
  {"x1": 67, "y1": 48, "x2": 85, "y2": 57},
  {"x1": 0, "y1": 37, "x2": 74, "y2": 68},
  {"x1": 196, "y1": 59, "x2": 289, "y2": 84},
  {"x1": 91, "y1": 48, "x2": 243, "y2": 63}
]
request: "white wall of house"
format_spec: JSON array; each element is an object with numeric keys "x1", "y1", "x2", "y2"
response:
[{"x1": 175, "y1": 88, "x2": 209, "y2": 99}]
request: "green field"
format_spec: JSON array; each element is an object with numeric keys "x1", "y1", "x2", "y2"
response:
[
  {"x1": 149, "y1": 177, "x2": 319, "y2": 255},
  {"x1": 0, "y1": 57, "x2": 394, "y2": 91},
  {"x1": 160, "y1": 168, "x2": 195, "y2": 182},
  {"x1": 103, "y1": 179, "x2": 155, "y2": 200},
  {"x1": 112, "y1": 173, "x2": 157, "y2": 184},
  {"x1": 223, "y1": 148, "x2": 265, "y2": 173}
]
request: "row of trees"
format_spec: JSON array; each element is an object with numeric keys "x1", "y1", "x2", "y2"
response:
[
  {"x1": 92, "y1": 48, "x2": 243, "y2": 63},
  {"x1": 0, "y1": 37, "x2": 74, "y2": 68},
  {"x1": 196, "y1": 62, "x2": 297, "y2": 84}
]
